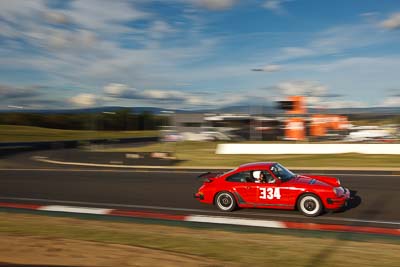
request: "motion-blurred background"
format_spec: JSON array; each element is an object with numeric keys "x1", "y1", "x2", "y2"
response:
[
  {"x1": 0, "y1": 1, "x2": 399, "y2": 267},
  {"x1": 0, "y1": 0, "x2": 399, "y2": 145}
]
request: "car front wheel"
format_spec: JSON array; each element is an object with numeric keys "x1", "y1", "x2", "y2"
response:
[
  {"x1": 215, "y1": 192, "x2": 237, "y2": 212},
  {"x1": 298, "y1": 194, "x2": 323, "y2": 217}
]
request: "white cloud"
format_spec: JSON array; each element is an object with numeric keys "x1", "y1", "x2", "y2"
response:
[
  {"x1": 104, "y1": 83, "x2": 130, "y2": 96},
  {"x1": 0, "y1": 85, "x2": 66, "y2": 109},
  {"x1": 270, "y1": 80, "x2": 326, "y2": 108},
  {"x1": 382, "y1": 96, "x2": 400, "y2": 107},
  {"x1": 276, "y1": 81, "x2": 328, "y2": 96},
  {"x1": 0, "y1": 0, "x2": 220, "y2": 91},
  {"x1": 1, "y1": 1, "x2": 399, "y2": 109},
  {"x1": 380, "y1": 13, "x2": 400, "y2": 30},
  {"x1": 0, "y1": 85, "x2": 40, "y2": 99},
  {"x1": 271, "y1": 81, "x2": 367, "y2": 108},
  {"x1": 305, "y1": 56, "x2": 400, "y2": 72},
  {"x1": 142, "y1": 89, "x2": 185, "y2": 100},
  {"x1": 252, "y1": 64, "x2": 282, "y2": 72},
  {"x1": 360, "y1": 12, "x2": 379, "y2": 18},
  {"x1": 149, "y1": 21, "x2": 177, "y2": 39},
  {"x1": 195, "y1": 0, "x2": 236, "y2": 10},
  {"x1": 321, "y1": 100, "x2": 367, "y2": 109},
  {"x1": 262, "y1": 0, "x2": 288, "y2": 15},
  {"x1": 273, "y1": 23, "x2": 390, "y2": 63},
  {"x1": 44, "y1": 11, "x2": 70, "y2": 25},
  {"x1": 0, "y1": 0, "x2": 149, "y2": 48},
  {"x1": 0, "y1": 0, "x2": 44, "y2": 20},
  {"x1": 280, "y1": 47, "x2": 314, "y2": 58},
  {"x1": 104, "y1": 83, "x2": 197, "y2": 104},
  {"x1": 69, "y1": 93, "x2": 97, "y2": 107},
  {"x1": 102, "y1": 83, "x2": 248, "y2": 107},
  {"x1": 45, "y1": 29, "x2": 97, "y2": 50},
  {"x1": 64, "y1": 0, "x2": 150, "y2": 34}
]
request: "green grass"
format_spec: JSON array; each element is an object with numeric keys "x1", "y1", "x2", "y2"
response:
[
  {"x1": 352, "y1": 116, "x2": 400, "y2": 126},
  {"x1": 0, "y1": 125, "x2": 159, "y2": 142},
  {"x1": 0, "y1": 212, "x2": 399, "y2": 267},
  {"x1": 97, "y1": 141, "x2": 400, "y2": 168}
]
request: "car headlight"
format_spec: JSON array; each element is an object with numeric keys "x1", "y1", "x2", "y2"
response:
[
  {"x1": 333, "y1": 187, "x2": 338, "y2": 196},
  {"x1": 333, "y1": 187, "x2": 342, "y2": 196}
]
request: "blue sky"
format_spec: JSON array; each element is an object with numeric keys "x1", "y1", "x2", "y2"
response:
[{"x1": 0, "y1": 0, "x2": 400, "y2": 109}]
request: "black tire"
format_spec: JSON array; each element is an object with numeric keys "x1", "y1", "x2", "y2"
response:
[
  {"x1": 297, "y1": 193, "x2": 323, "y2": 217},
  {"x1": 215, "y1": 192, "x2": 237, "y2": 212}
]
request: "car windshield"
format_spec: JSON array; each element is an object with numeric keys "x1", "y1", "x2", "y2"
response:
[{"x1": 270, "y1": 163, "x2": 296, "y2": 182}]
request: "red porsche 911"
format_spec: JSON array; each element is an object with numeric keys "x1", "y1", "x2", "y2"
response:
[{"x1": 194, "y1": 162, "x2": 350, "y2": 217}]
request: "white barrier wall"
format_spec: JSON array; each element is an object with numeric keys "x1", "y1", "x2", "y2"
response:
[{"x1": 216, "y1": 143, "x2": 400, "y2": 155}]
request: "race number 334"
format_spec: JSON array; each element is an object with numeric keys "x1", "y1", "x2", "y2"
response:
[{"x1": 259, "y1": 188, "x2": 281, "y2": 199}]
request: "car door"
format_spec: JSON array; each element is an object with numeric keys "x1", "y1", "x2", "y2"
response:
[
  {"x1": 225, "y1": 171, "x2": 257, "y2": 204},
  {"x1": 255, "y1": 170, "x2": 292, "y2": 207}
]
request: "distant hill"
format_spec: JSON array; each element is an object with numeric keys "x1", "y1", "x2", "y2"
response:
[
  {"x1": 0, "y1": 106, "x2": 178, "y2": 114},
  {"x1": 0, "y1": 105, "x2": 399, "y2": 115},
  {"x1": 212, "y1": 106, "x2": 400, "y2": 115},
  {"x1": 308, "y1": 107, "x2": 400, "y2": 115}
]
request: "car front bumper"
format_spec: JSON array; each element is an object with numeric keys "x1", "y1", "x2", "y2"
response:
[
  {"x1": 326, "y1": 187, "x2": 351, "y2": 210},
  {"x1": 193, "y1": 192, "x2": 204, "y2": 200}
]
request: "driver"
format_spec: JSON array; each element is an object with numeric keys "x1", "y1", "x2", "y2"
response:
[
  {"x1": 259, "y1": 172, "x2": 266, "y2": 183},
  {"x1": 253, "y1": 171, "x2": 265, "y2": 183}
]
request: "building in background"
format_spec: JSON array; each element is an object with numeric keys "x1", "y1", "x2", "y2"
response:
[
  {"x1": 278, "y1": 96, "x2": 351, "y2": 141},
  {"x1": 159, "y1": 96, "x2": 397, "y2": 142}
]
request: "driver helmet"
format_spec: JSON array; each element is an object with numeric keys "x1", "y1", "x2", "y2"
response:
[{"x1": 253, "y1": 171, "x2": 262, "y2": 180}]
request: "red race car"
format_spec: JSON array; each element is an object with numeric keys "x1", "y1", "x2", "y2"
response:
[{"x1": 194, "y1": 162, "x2": 350, "y2": 217}]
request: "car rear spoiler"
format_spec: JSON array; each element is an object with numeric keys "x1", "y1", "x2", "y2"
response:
[{"x1": 197, "y1": 172, "x2": 221, "y2": 182}]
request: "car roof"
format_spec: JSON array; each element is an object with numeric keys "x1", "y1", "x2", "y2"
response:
[{"x1": 237, "y1": 162, "x2": 277, "y2": 171}]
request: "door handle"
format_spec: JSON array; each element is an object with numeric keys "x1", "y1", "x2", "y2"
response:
[{"x1": 246, "y1": 186, "x2": 250, "y2": 189}]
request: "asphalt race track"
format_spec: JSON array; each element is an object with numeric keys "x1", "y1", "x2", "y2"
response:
[{"x1": 0, "y1": 168, "x2": 399, "y2": 228}]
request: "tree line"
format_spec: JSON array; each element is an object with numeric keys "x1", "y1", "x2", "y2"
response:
[{"x1": 0, "y1": 109, "x2": 169, "y2": 131}]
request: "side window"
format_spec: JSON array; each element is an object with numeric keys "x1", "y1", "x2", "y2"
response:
[
  {"x1": 226, "y1": 171, "x2": 251, "y2": 183},
  {"x1": 251, "y1": 170, "x2": 275, "y2": 183},
  {"x1": 270, "y1": 165, "x2": 281, "y2": 179},
  {"x1": 264, "y1": 171, "x2": 275, "y2": 183}
]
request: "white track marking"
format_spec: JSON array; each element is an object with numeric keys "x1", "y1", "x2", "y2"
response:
[
  {"x1": 32, "y1": 157, "x2": 232, "y2": 170},
  {"x1": 0, "y1": 197, "x2": 213, "y2": 213},
  {"x1": 1, "y1": 196, "x2": 399, "y2": 226},
  {"x1": 186, "y1": 215, "x2": 286, "y2": 228},
  {"x1": 38, "y1": 205, "x2": 112, "y2": 215}
]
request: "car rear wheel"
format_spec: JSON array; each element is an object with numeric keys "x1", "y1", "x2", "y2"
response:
[
  {"x1": 298, "y1": 194, "x2": 323, "y2": 217},
  {"x1": 215, "y1": 192, "x2": 237, "y2": 212}
]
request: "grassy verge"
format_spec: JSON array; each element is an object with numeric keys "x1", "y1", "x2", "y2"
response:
[
  {"x1": 0, "y1": 125, "x2": 159, "y2": 142},
  {"x1": 0, "y1": 212, "x2": 399, "y2": 267},
  {"x1": 96, "y1": 141, "x2": 400, "y2": 168}
]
